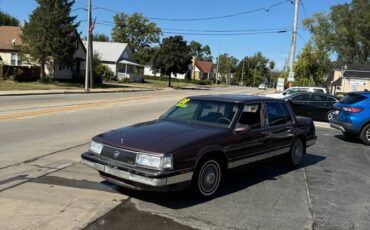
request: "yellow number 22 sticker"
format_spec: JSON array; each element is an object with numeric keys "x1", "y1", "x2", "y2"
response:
[{"x1": 176, "y1": 98, "x2": 190, "y2": 108}]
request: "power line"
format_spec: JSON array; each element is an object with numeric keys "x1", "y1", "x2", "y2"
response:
[
  {"x1": 162, "y1": 30, "x2": 290, "y2": 36},
  {"x1": 94, "y1": 21, "x2": 290, "y2": 36},
  {"x1": 161, "y1": 27, "x2": 292, "y2": 33},
  {"x1": 75, "y1": 0, "x2": 292, "y2": 21},
  {"x1": 297, "y1": 31, "x2": 307, "y2": 43}
]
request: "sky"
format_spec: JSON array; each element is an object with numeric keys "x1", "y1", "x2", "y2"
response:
[{"x1": 0, "y1": 0, "x2": 349, "y2": 70}]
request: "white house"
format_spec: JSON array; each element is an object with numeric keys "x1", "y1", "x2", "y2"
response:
[
  {"x1": 88, "y1": 41, "x2": 143, "y2": 82},
  {"x1": 144, "y1": 65, "x2": 188, "y2": 80}
]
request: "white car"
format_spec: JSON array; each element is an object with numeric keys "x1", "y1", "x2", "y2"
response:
[
  {"x1": 267, "y1": 87, "x2": 327, "y2": 98},
  {"x1": 258, "y1": 83, "x2": 267, "y2": 90}
]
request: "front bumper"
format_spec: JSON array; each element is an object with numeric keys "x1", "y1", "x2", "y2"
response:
[
  {"x1": 81, "y1": 152, "x2": 193, "y2": 190},
  {"x1": 306, "y1": 135, "x2": 317, "y2": 147}
]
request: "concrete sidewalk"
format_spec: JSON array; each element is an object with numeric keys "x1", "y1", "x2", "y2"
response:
[{"x1": 0, "y1": 87, "x2": 156, "y2": 96}]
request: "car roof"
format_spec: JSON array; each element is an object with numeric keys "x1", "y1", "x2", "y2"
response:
[
  {"x1": 188, "y1": 94, "x2": 283, "y2": 103},
  {"x1": 350, "y1": 91, "x2": 370, "y2": 96},
  {"x1": 285, "y1": 92, "x2": 335, "y2": 98}
]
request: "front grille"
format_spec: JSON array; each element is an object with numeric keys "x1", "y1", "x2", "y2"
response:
[{"x1": 100, "y1": 145, "x2": 137, "y2": 165}]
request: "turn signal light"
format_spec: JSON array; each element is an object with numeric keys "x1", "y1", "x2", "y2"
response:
[{"x1": 343, "y1": 107, "x2": 363, "y2": 113}]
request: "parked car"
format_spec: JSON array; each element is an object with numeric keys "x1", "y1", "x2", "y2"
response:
[
  {"x1": 267, "y1": 87, "x2": 328, "y2": 98},
  {"x1": 330, "y1": 91, "x2": 370, "y2": 145},
  {"x1": 81, "y1": 95, "x2": 317, "y2": 197},
  {"x1": 258, "y1": 83, "x2": 267, "y2": 90},
  {"x1": 285, "y1": 92, "x2": 338, "y2": 121}
]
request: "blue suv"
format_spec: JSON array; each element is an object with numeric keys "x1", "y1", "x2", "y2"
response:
[{"x1": 330, "y1": 91, "x2": 370, "y2": 145}]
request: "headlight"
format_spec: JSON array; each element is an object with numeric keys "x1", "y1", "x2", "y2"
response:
[
  {"x1": 89, "y1": 141, "x2": 103, "y2": 155},
  {"x1": 136, "y1": 153, "x2": 173, "y2": 169}
]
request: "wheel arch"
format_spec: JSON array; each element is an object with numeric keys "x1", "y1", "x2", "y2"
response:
[{"x1": 194, "y1": 149, "x2": 228, "y2": 171}]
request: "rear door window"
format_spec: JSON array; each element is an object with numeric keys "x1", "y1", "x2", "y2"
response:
[
  {"x1": 280, "y1": 103, "x2": 293, "y2": 123},
  {"x1": 291, "y1": 94, "x2": 310, "y2": 101},
  {"x1": 311, "y1": 94, "x2": 327, "y2": 102},
  {"x1": 266, "y1": 102, "x2": 287, "y2": 126},
  {"x1": 340, "y1": 94, "x2": 367, "y2": 104},
  {"x1": 238, "y1": 103, "x2": 263, "y2": 129}
]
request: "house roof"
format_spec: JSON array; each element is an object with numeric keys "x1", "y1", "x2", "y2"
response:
[
  {"x1": 343, "y1": 70, "x2": 370, "y2": 79},
  {"x1": 0, "y1": 26, "x2": 22, "y2": 51},
  {"x1": 195, "y1": 60, "x2": 214, "y2": 73},
  {"x1": 87, "y1": 41, "x2": 129, "y2": 63},
  {"x1": 333, "y1": 64, "x2": 370, "y2": 72}
]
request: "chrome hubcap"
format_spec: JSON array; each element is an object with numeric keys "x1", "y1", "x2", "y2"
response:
[
  {"x1": 366, "y1": 129, "x2": 370, "y2": 141},
  {"x1": 327, "y1": 111, "x2": 334, "y2": 121},
  {"x1": 198, "y1": 161, "x2": 221, "y2": 196},
  {"x1": 292, "y1": 141, "x2": 303, "y2": 165}
]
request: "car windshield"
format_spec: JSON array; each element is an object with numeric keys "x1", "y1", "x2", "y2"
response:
[
  {"x1": 160, "y1": 98, "x2": 241, "y2": 128},
  {"x1": 284, "y1": 88, "x2": 298, "y2": 94}
]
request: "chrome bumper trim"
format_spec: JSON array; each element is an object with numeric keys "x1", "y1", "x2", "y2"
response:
[
  {"x1": 330, "y1": 123, "x2": 345, "y2": 132},
  {"x1": 82, "y1": 159, "x2": 193, "y2": 187}
]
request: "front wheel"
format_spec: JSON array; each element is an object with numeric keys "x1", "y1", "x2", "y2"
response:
[
  {"x1": 360, "y1": 124, "x2": 370, "y2": 145},
  {"x1": 192, "y1": 158, "x2": 223, "y2": 198},
  {"x1": 287, "y1": 139, "x2": 304, "y2": 166}
]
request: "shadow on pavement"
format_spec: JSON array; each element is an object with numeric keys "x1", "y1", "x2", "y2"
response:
[
  {"x1": 334, "y1": 134, "x2": 363, "y2": 144},
  {"x1": 31, "y1": 153, "x2": 325, "y2": 210},
  {"x1": 114, "y1": 153, "x2": 325, "y2": 209}
]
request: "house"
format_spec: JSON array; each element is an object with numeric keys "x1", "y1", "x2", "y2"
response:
[
  {"x1": 191, "y1": 58, "x2": 215, "y2": 80},
  {"x1": 0, "y1": 26, "x2": 86, "y2": 81},
  {"x1": 143, "y1": 65, "x2": 188, "y2": 80},
  {"x1": 329, "y1": 64, "x2": 370, "y2": 94},
  {"x1": 88, "y1": 41, "x2": 143, "y2": 82}
]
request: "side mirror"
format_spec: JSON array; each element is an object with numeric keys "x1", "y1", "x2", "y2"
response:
[
  {"x1": 282, "y1": 92, "x2": 287, "y2": 95},
  {"x1": 235, "y1": 124, "x2": 252, "y2": 133}
]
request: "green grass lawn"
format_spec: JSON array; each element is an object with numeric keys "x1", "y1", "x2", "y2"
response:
[
  {"x1": 0, "y1": 80, "x2": 136, "y2": 91},
  {"x1": 0, "y1": 79, "x2": 226, "y2": 91}
]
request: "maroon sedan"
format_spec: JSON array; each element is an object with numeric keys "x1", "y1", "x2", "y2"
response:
[{"x1": 81, "y1": 95, "x2": 316, "y2": 197}]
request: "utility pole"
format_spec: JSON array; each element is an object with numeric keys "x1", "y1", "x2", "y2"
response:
[
  {"x1": 288, "y1": 0, "x2": 299, "y2": 88},
  {"x1": 253, "y1": 62, "x2": 260, "y2": 88},
  {"x1": 215, "y1": 42, "x2": 221, "y2": 85},
  {"x1": 84, "y1": 0, "x2": 92, "y2": 91},
  {"x1": 240, "y1": 60, "x2": 245, "y2": 86}
]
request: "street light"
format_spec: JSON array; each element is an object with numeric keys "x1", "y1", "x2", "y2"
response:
[{"x1": 253, "y1": 62, "x2": 260, "y2": 88}]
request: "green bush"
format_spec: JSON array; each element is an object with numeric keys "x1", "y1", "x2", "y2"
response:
[
  {"x1": 118, "y1": 78, "x2": 130, "y2": 83},
  {"x1": 95, "y1": 64, "x2": 113, "y2": 81}
]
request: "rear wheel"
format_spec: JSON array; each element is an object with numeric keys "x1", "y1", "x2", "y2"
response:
[
  {"x1": 287, "y1": 139, "x2": 304, "y2": 167},
  {"x1": 192, "y1": 157, "x2": 223, "y2": 198},
  {"x1": 360, "y1": 124, "x2": 370, "y2": 145}
]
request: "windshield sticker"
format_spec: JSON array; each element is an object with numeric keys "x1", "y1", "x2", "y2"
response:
[{"x1": 176, "y1": 98, "x2": 190, "y2": 108}]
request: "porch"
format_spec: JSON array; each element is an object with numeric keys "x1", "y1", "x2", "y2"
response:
[{"x1": 117, "y1": 60, "x2": 143, "y2": 82}]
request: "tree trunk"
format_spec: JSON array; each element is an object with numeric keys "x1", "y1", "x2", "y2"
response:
[
  {"x1": 168, "y1": 74, "x2": 172, "y2": 87},
  {"x1": 40, "y1": 59, "x2": 45, "y2": 81}
]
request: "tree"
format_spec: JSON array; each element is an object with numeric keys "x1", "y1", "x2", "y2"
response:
[
  {"x1": 294, "y1": 43, "x2": 332, "y2": 86},
  {"x1": 189, "y1": 41, "x2": 212, "y2": 61},
  {"x1": 111, "y1": 12, "x2": 161, "y2": 64},
  {"x1": 151, "y1": 36, "x2": 191, "y2": 87},
  {"x1": 303, "y1": 0, "x2": 370, "y2": 64},
  {"x1": 0, "y1": 11, "x2": 19, "y2": 26},
  {"x1": 93, "y1": 33, "x2": 110, "y2": 42},
  {"x1": 217, "y1": 54, "x2": 238, "y2": 84},
  {"x1": 234, "y1": 52, "x2": 270, "y2": 86},
  {"x1": 21, "y1": 0, "x2": 78, "y2": 80}
]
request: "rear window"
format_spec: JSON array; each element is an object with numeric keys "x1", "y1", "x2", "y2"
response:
[{"x1": 339, "y1": 94, "x2": 367, "y2": 104}]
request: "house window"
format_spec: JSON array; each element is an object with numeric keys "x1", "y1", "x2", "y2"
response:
[
  {"x1": 11, "y1": 53, "x2": 17, "y2": 66},
  {"x1": 59, "y1": 64, "x2": 71, "y2": 71},
  {"x1": 10, "y1": 53, "x2": 22, "y2": 66}
]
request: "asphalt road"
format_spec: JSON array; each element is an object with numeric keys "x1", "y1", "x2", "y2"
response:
[{"x1": 0, "y1": 87, "x2": 369, "y2": 230}]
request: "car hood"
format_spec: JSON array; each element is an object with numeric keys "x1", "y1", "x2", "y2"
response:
[{"x1": 94, "y1": 120, "x2": 228, "y2": 155}]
